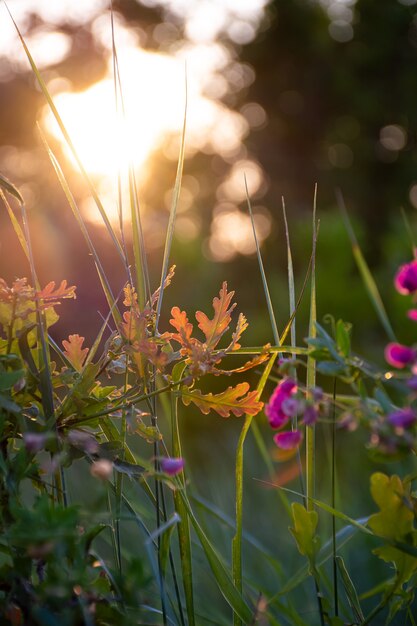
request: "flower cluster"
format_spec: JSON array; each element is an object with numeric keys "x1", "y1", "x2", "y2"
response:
[
  {"x1": 363, "y1": 256, "x2": 417, "y2": 455},
  {"x1": 265, "y1": 377, "x2": 324, "y2": 450}
]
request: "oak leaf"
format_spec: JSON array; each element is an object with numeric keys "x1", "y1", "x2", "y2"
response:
[
  {"x1": 181, "y1": 382, "x2": 263, "y2": 418},
  {"x1": 62, "y1": 334, "x2": 89, "y2": 372},
  {"x1": 195, "y1": 282, "x2": 236, "y2": 349}
]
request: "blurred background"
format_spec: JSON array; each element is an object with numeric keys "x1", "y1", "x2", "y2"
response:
[
  {"x1": 2, "y1": 2, "x2": 417, "y2": 621},
  {"x1": 1, "y1": 0, "x2": 417, "y2": 351}
]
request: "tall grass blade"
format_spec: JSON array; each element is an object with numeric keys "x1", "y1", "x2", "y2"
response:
[
  {"x1": 232, "y1": 181, "x2": 281, "y2": 624},
  {"x1": 245, "y1": 175, "x2": 279, "y2": 345},
  {"x1": 336, "y1": 556, "x2": 364, "y2": 623},
  {"x1": 39, "y1": 128, "x2": 122, "y2": 327},
  {"x1": 0, "y1": 173, "x2": 24, "y2": 205},
  {"x1": 5, "y1": 4, "x2": 126, "y2": 266},
  {"x1": 178, "y1": 488, "x2": 253, "y2": 624},
  {"x1": 232, "y1": 354, "x2": 278, "y2": 622},
  {"x1": 156, "y1": 70, "x2": 187, "y2": 331},
  {"x1": 281, "y1": 198, "x2": 296, "y2": 350},
  {"x1": 0, "y1": 189, "x2": 29, "y2": 261},
  {"x1": 171, "y1": 363, "x2": 195, "y2": 626},
  {"x1": 306, "y1": 186, "x2": 318, "y2": 511},
  {"x1": 336, "y1": 189, "x2": 396, "y2": 342}
]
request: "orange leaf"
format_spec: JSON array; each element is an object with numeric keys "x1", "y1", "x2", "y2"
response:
[
  {"x1": 121, "y1": 310, "x2": 147, "y2": 342},
  {"x1": 170, "y1": 306, "x2": 194, "y2": 349},
  {"x1": 228, "y1": 312, "x2": 248, "y2": 351},
  {"x1": 181, "y1": 382, "x2": 263, "y2": 418},
  {"x1": 37, "y1": 280, "x2": 76, "y2": 301},
  {"x1": 123, "y1": 283, "x2": 138, "y2": 308},
  {"x1": 195, "y1": 282, "x2": 237, "y2": 349},
  {"x1": 62, "y1": 334, "x2": 89, "y2": 372},
  {"x1": 151, "y1": 265, "x2": 176, "y2": 307}
]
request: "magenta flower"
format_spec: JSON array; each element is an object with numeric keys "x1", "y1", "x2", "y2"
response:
[
  {"x1": 385, "y1": 343, "x2": 416, "y2": 369},
  {"x1": 273, "y1": 430, "x2": 303, "y2": 450},
  {"x1": 265, "y1": 378, "x2": 297, "y2": 429},
  {"x1": 302, "y1": 405, "x2": 318, "y2": 425},
  {"x1": 160, "y1": 457, "x2": 185, "y2": 475},
  {"x1": 395, "y1": 260, "x2": 417, "y2": 295},
  {"x1": 387, "y1": 408, "x2": 416, "y2": 429}
]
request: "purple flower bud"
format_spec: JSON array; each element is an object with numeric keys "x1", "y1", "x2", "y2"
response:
[
  {"x1": 408, "y1": 309, "x2": 417, "y2": 322},
  {"x1": 388, "y1": 408, "x2": 416, "y2": 429},
  {"x1": 160, "y1": 457, "x2": 185, "y2": 476},
  {"x1": 302, "y1": 405, "x2": 318, "y2": 425},
  {"x1": 282, "y1": 397, "x2": 300, "y2": 417},
  {"x1": 311, "y1": 387, "x2": 323, "y2": 403},
  {"x1": 273, "y1": 430, "x2": 303, "y2": 450},
  {"x1": 395, "y1": 260, "x2": 417, "y2": 295},
  {"x1": 385, "y1": 343, "x2": 416, "y2": 369}
]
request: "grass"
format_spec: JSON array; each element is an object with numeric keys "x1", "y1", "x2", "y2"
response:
[{"x1": 1, "y1": 7, "x2": 417, "y2": 626}]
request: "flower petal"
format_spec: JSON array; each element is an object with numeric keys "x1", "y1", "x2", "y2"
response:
[
  {"x1": 395, "y1": 260, "x2": 417, "y2": 295},
  {"x1": 385, "y1": 343, "x2": 416, "y2": 369},
  {"x1": 160, "y1": 457, "x2": 185, "y2": 475},
  {"x1": 388, "y1": 408, "x2": 416, "y2": 429},
  {"x1": 273, "y1": 430, "x2": 303, "y2": 450}
]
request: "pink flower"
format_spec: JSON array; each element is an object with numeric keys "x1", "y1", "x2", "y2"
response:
[
  {"x1": 273, "y1": 430, "x2": 303, "y2": 450},
  {"x1": 160, "y1": 457, "x2": 185, "y2": 476},
  {"x1": 387, "y1": 408, "x2": 416, "y2": 429},
  {"x1": 385, "y1": 343, "x2": 416, "y2": 369},
  {"x1": 395, "y1": 260, "x2": 417, "y2": 295},
  {"x1": 265, "y1": 378, "x2": 297, "y2": 429}
]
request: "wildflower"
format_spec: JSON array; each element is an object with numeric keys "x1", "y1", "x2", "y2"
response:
[
  {"x1": 273, "y1": 430, "x2": 303, "y2": 450},
  {"x1": 395, "y1": 259, "x2": 417, "y2": 295},
  {"x1": 302, "y1": 405, "x2": 318, "y2": 425},
  {"x1": 387, "y1": 408, "x2": 416, "y2": 429},
  {"x1": 160, "y1": 457, "x2": 185, "y2": 475},
  {"x1": 408, "y1": 309, "x2": 417, "y2": 322},
  {"x1": 282, "y1": 396, "x2": 300, "y2": 418},
  {"x1": 265, "y1": 378, "x2": 297, "y2": 429},
  {"x1": 384, "y1": 343, "x2": 416, "y2": 369}
]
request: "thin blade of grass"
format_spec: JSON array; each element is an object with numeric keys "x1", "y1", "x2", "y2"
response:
[
  {"x1": 156, "y1": 69, "x2": 187, "y2": 331},
  {"x1": 336, "y1": 189, "x2": 397, "y2": 342},
  {"x1": 245, "y1": 175, "x2": 279, "y2": 345},
  {"x1": 232, "y1": 182, "x2": 285, "y2": 624},
  {"x1": 282, "y1": 198, "x2": 296, "y2": 350},
  {"x1": 171, "y1": 363, "x2": 195, "y2": 626},
  {"x1": 5, "y1": 4, "x2": 126, "y2": 266},
  {"x1": 178, "y1": 488, "x2": 253, "y2": 624},
  {"x1": 39, "y1": 128, "x2": 122, "y2": 328},
  {"x1": 306, "y1": 187, "x2": 318, "y2": 511},
  {"x1": 0, "y1": 189, "x2": 29, "y2": 261},
  {"x1": 129, "y1": 167, "x2": 151, "y2": 310},
  {"x1": 336, "y1": 556, "x2": 364, "y2": 623},
  {"x1": 0, "y1": 172, "x2": 24, "y2": 204}
]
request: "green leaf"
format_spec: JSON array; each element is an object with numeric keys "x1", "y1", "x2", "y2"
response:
[
  {"x1": 368, "y1": 472, "x2": 417, "y2": 584},
  {"x1": 335, "y1": 319, "x2": 351, "y2": 357},
  {"x1": 0, "y1": 369, "x2": 25, "y2": 392},
  {"x1": 289, "y1": 502, "x2": 320, "y2": 563}
]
